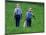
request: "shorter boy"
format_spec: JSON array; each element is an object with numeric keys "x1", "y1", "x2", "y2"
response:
[{"x1": 26, "y1": 8, "x2": 34, "y2": 27}]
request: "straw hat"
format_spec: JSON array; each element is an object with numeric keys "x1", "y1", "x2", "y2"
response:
[
  {"x1": 28, "y1": 8, "x2": 32, "y2": 11},
  {"x1": 16, "y1": 3, "x2": 20, "y2": 6}
]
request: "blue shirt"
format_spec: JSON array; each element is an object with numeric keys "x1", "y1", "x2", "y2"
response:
[
  {"x1": 14, "y1": 7, "x2": 22, "y2": 15},
  {"x1": 26, "y1": 11, "x2": 32, "y2": 19}
]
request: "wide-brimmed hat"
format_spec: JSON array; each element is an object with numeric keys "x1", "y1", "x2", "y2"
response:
[
  {"x1": 28, "y1": 8, "x2": 32, "y2": 11},
  {"x1": 16, "y1": 3, "x2": 20, "y2": 6}
]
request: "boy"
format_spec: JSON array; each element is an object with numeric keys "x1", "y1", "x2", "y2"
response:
[
  {"x1": 14, "y1": 4, "x2": 22, "y2": 27},
  {"x1": 26, "y1": 8, "x2": 34, "y2": 27}
]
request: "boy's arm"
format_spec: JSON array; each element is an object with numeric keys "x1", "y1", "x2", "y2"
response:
[
  {"x1": 21, "y1": 9, "x2": 22, "y2": 17},
  {"x1": 13, "y1": 8, "x2": 16, "y2": 18},
  {"x1": 31, "y1": 12, "x2": 36, "y2": 19},
  {"x1": 14, "y1": 8, "x2": 16, "y2": 15},
  {"x1": 20, "y1": 8, "x2": 22, "y2": 19}
]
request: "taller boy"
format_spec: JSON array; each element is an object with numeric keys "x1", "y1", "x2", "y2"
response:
[{"x1": 14, "y1": 4, "x2": 22, "y2": 27}]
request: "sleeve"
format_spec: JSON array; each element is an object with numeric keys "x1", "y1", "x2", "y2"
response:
[
  {"x1": 20, "y1": 8, "x2": 22, "y2": 14},
  {"x1": 13, "y1": 8, "x2": 16, "y2": 18},
  {"x1": 20, "y1": 8, "x2": 22, "y2": 18},
  {"x1": 31, "y1": 12, "x2": 33, "y2": 15},
  {"x1": 14, "y1": 8, "x2": 16, "y2": 13},
  {"x1": 14, "y1": 8, "x2": 17, "y2": 15},
  {"x1": 13, "y1": 8, "x2": 16, "y2": 15},
  {"x1": 31, "y1": 12, "x2": 35, "y2": 18}
]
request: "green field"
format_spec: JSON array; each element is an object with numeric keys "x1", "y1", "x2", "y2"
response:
[{"x1": 6, "y1": 2, "x2": 44, "y2": 34}]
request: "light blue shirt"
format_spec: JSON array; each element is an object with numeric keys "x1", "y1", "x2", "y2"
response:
[
  {"x1": 26, "y1": 11, "x2": 32, "y2": 18},
  {"x1": 14, "y1": 7, "x2": 22, "y2": 15}
]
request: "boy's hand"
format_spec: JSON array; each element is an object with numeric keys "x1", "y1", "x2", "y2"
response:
[
  {"x1": 33, "y1": 15, "x2": 36, "y2": 19},
  {"x1": 21, "y1": 14, "x2": 22, "y2": 19}
]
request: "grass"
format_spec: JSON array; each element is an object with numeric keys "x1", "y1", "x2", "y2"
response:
[{"x1": 5, "y1": 2, "x2": 44, "y2": 34}]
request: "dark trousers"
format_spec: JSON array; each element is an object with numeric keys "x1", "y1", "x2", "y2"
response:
[
  {"x1": 26, "y1": 18, "x2": 31, "y2": 27},
  {"x1": 14, "y1": 15, "x2": 20, "y2": 27}
]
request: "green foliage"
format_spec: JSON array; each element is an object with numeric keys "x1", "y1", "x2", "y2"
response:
[{"x1": 5, "y1": 2, "x2": 44, "y2": 34}]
